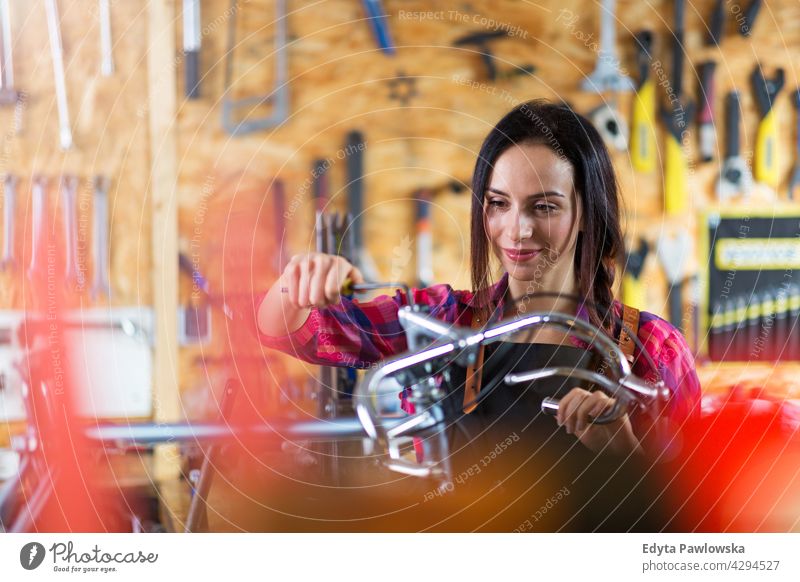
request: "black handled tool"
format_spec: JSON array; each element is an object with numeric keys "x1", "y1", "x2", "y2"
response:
[
  {"x1": 789, "y1": 89, "x2": 800, "y2": 200},
  {"x1": 707, "y1": 0, "x2": 725, "y2": 46},
  {"x1": 698, "y1": 61, "x2": 717, "y2": 163},
  {"x1": 717, "y1": 91, "x2": 753, "y2": 201},
  {"x1": 183, "y1": 0, "x2": 201, "y2": 99},
  {"x1": 657, "y1": 229, "x2": 690, "y2": 331},
  {"x1": 622, "y1": 238, "x2": 649, "y2": 308},
  {"x1": 739, "y1": 0, "x2": 762, "y2": 36},
  {"x1": 345, "y1": 130, "x2": 378, "y2": 280},
  {"x1": 271, "y1": 178, "x2": 287, "y2": 274}
]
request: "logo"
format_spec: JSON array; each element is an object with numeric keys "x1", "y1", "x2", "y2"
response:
[{"x1": 20, "y1": 542, "x2": 46, "y2": 570}]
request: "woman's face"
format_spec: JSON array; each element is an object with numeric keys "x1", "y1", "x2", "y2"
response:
[{"x1": 484, "y1": 142, "x2": 582, "y2": 297}]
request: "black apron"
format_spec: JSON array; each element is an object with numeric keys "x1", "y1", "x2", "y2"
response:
[{"x1": 442, "y1": 340, "x2": 598, "y2": 459}]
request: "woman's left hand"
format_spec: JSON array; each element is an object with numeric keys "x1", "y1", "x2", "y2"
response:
[{"x1": 555, "y1": 388, "x2": 643, "y2": 456}]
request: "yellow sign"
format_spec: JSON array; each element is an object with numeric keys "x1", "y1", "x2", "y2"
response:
[{"x1": 715, "y1": 238, "x2": 800, "y2": 270}]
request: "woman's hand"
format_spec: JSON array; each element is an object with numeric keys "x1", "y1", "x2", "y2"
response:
[
  {"x1": 280, "y1": 252, "x2": 364, "y2": 309},
  {"x1": 555, "y1": 387, "x2": 643, "y2": 456}
]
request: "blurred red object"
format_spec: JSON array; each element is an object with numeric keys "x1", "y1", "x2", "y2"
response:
[{"x1": 663, "y1": 386, "x2": 800, "y2": 532}]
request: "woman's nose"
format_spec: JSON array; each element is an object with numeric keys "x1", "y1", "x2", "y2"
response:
[{"x1": 507, "y1": 212, "x2": 533, "y2": 242}]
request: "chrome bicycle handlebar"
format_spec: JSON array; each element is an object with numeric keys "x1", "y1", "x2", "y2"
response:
[{"x1": 354, "y1": 302, "x2": 670, "y2": 477}]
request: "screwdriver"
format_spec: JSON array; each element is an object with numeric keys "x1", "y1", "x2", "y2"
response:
[{"x1": 282, "y1": 278, "x2": 413, "y2": 306}]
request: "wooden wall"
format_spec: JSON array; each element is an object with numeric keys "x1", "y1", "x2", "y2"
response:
[{"x1": 4, "y1": 0, "x2": 800, "y2": 442}]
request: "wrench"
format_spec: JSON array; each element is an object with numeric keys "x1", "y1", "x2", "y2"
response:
[
  {"x1": 581, "y1": 0, "x2": 634, "y2": 93},
  {"x1": 657, "y1": 228, "x2": 691, "y2": 331},
  {"x1": 1, "y1": 174, "x2": 15, "y2": 270},
  {"x1": 44, "y1": 0, "x2": 72, "y2": 150},
  {"x1": 99, "y1": 0, "x2": 113, "y2": 76},
  {"x1": 91, "y1": 176, "x2": 111, "y2": 299},
  {"x1": 60, "y1": 175, "x2": 81, "y2": 289},
  {"x1": 0, "y1": 0, "x2": 19, "y2": 105},
  {"x1": 28, "y1": 176, "x2": 48, "y2": 281}
]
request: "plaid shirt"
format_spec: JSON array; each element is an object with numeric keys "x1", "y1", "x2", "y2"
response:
[{"x1": 256, "y1": 272, "x2": 701, "y2": 435}]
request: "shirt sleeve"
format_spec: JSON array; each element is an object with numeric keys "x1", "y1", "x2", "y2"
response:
[
  {"x1": 630, "y1": 319, "x2": 701, "y2": 456},
  {"x1": 255, "y1": 283, "x2": 463, "y2": 368}
]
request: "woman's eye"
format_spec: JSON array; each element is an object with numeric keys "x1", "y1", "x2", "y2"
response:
[
  {"x1": 533, "y1": 203, "x2": 556, "y2": 213},
  {"x1": 487, "y1": 199, "x2": 506, "y2": 208}
]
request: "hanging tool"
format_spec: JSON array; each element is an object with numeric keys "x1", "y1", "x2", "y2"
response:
[
  {"x1": 271, "y1": 178, "x2": 288, "y2": 274},
  {"x1": 45, "y1": 0, "x2": 72, "y2": 150},
  {"x1": 738, "y1": 0, "x2": 763, "y2": 37},
  {"x1": 91, "y1": 176, "x2": 111, "y2": 300},
  {"x1": 661, "y1": 0, "x2": 694, "y2": 215},
  {"x1": 590, "y1": 101, "x2": 628, "y2": 152},
  {"x1": 706, "y1": 0, "x2": 724, "y2": 46},
  {"x1": 178, "y1": 299, "x2": 211, "y2": 345},
  {"x1": 361, "y1": 0, "x2": 394, "y2": 56},
  {"x1": 706, "y1": 0, "x2": 762, "y2": 44},
  {"x1": 99, "y1": 0, "x2": 113, "y2": 76},
  {"x1": 581, "y1": 0, "x2": 634, "y2": 92},
  {"x1": 183, "y1": 0, "x2": 200, "y2": 98},
  {"x1": 415, "y1": 188, "x2": 433, "y2": 288},
  {"x1": 344, "y1": 130, "x2": 379, "y2": 281},
  {"x1": 178, "y1": 252, "x2": 233, "y2": 320},
  {"x1": 657, "y1": 228, "x2": 691, "y2": 331},
  {"x1": 28, "y1": 176, "x2": 48, "y2": 281},
  {"x1": 751, "y1": 65, "x2": 784, "y2": 191},
  {"x1": 1, "y1": 174, "x2": 15, "y2": 270},
  {"x1": 452, "y1": 30, "x2": 534, "y2": 82},
  {"x1": 60, "y1": 175, "x2": 81, "y2": 290},
  {"x1": 0, "y1": 0, "x2": 19, "y2": 105},
  {"x1": 717, "y1": 91, "x2": 753, "y2": 201},
  {"x1": 631, "y1": 31, "x2": 656, "y2": 173},
  {"x1": 789, "y1": 89, "x2": 800, "y2": 200},
  {"x1": 222, "y1": 0, "x2": 288, "y2": 135},
  {"x1": 581, "y1": 0, "x2": 633, "y2": 155},
  {"x1": 697, "y1": 61, "x2": 717, "y2": 163},
  {"x1": 312, "y1": 158, "x2": 329, "y2": 217},
  {"x1": 622, "y1": 238, "x2": 649, "y2": 309}
]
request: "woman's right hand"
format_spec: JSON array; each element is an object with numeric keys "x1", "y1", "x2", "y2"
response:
[{"x1": 280, "y1": 253, "x2": 365, "y2": 309}]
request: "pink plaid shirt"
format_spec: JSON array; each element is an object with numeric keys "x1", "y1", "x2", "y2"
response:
[{"x1": 256, "y1": 273, "x2": 701, "y2": 436}]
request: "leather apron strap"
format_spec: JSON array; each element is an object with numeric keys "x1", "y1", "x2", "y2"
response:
[{"x1": 462, "y1": 304, "x2": 641, "y2": 413}]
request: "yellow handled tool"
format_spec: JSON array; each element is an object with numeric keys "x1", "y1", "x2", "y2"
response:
[
  {"x1": 664, "y1": 135, "x2": 689, "y2": 215},
  {"x1": 751, "y1": 65, "x2": 785, "y2": 191},
  {"x1": 622, "y1": 238, "x2": 649, "y2": 309},
  {"x1": 631, "y1": 31, "x2": 656, "y2": 173},
  {"x1": 754, "y1": 106, "x2": 779, "y2": 188},
  {"x1": 661, "y1": 0, "x2": 694, "y2": 216}
]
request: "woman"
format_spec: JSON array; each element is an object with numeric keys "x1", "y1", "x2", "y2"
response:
[{"x1": 256, "y1": 100, "x2": 701, "y2": 460}]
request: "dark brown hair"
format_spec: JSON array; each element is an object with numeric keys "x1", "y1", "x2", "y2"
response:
[{"x1": 470, "y1": 99, "x2": 623, "y2": 333}]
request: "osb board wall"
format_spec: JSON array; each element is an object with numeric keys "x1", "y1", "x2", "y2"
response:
[
  {"x1": 4, "y1": 0, "x2": 800, "y2": 428},
  {"x1": 0, "y1": 0, "x2": 152, "y2": 309}
]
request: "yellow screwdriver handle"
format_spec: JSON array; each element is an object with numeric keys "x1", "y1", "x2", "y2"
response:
[
  {"x1": 755, "y1": 108, "x2": 780, "y2": 189},
  {"x1": 622, "y1": 274, "x2": 646, "y2": 311},
  {"x1": 631, "y1": 79, "x2": 657, "y2": 173},
  {"x1": 664, "y1": 135, "x2": 688, "y2": 215}
]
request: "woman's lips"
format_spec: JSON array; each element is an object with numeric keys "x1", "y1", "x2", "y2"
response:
[{"x1": 503, "y1": 248, "x2": 541, "y2": 262}]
